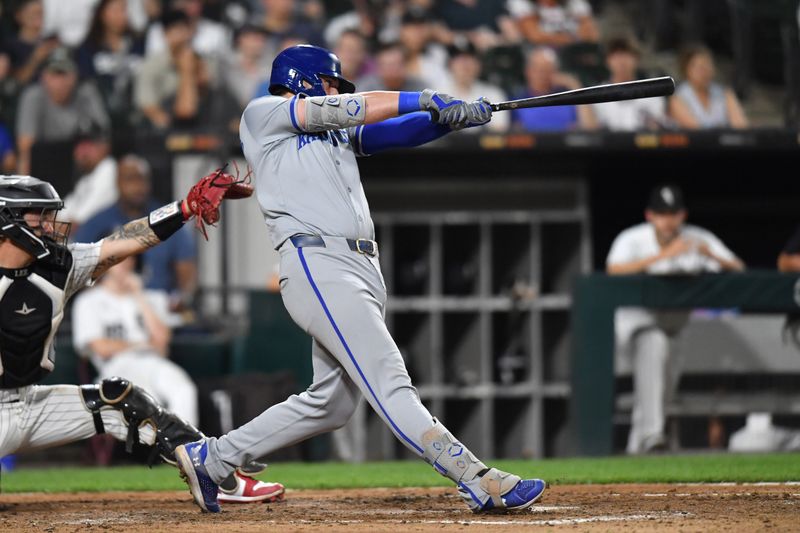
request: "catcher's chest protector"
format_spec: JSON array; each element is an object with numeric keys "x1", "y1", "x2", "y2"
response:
[{"x1": 0, "y1": 253, "x2": 72, "y2": 388}]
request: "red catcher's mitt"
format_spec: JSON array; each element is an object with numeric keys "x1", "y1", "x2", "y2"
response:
[{"x1": 185, "y1": 162, "x2": 253, "y2": 239}]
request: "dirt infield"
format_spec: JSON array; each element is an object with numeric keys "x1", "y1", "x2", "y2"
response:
[{"x1": 1, "y1": 483, "x2": 798, "y2": 532}]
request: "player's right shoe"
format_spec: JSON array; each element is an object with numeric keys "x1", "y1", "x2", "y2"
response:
[
  {"x1": 458, "y1": 468, "x2": 547, "y2": 513},
  {"x1": 217, "y1": 469, "x2": 286, "y2": 504},
  {"x1": 175, "y1": 440, "x2": 220, "y2": 513}
]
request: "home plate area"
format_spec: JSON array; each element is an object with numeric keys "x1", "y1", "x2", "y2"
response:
[{"x1": 1, "y1": 483, "x2": 797, "y2": 532}]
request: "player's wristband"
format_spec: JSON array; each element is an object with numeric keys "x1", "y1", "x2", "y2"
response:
[
  {"x1": 148, "y1": 201, "x2": 186, "y2": 241},
  {"x1": 398, "y1": 92, "x2": 423, "y2": 115}
]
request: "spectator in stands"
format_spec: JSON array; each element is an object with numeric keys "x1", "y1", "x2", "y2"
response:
[
  {"x1": 778, "y1": 225, "x2": 800, "y2": 272},
  {"x1": 223, "y1": 24, "x2": 270, "y2": 109},
  {"x1": 332, "y1": 29, "x2": 373, "y2": 91},
  {"x1": 135, "y1": 9, "x2": 216, "y2": 130},
  {"x1": 511, "y1": 46, "x2": 592, "y2": 131},
  {"x1": 60, "y1": 129, "x2": 118, "y2": 227},
  {"x1": 15, "y1": 46, "x2": 110, "y2": 175},
  {"x1": 6, "y1": 0, "x2": 59, "y2": 86},
  {"x1": 165, "y1": 48, "x2": 241, "y2": 133},
  {"x1": 41, "y1": 0, "x2": 104, "y2": 47},
  {"x1": 669, "y1": 44, "x2": 749, "y2": 129},
  {"x1": 323, "y1": 0, "x2": 383, "y2": 48},
  {"x1": 513, "y1": 0, "x2": 599, "y2": 47},
  {"x1": 74, "y1": 154, "x2": 198, "y2": 299},
  {"x1": 440, "y1": 41, "x2": 509, "y2": 133},
  {"x1": 587, "y1": 35, "x2": 668, "y2": 131},
  {"x1": 434, "y1": 0, "x2": 521, "y2": 51},
  {"x1": 73, "y1": 257, "x2": 199, "y2": 426},
  {"x1": 606, "y1": 184, "x2": 744, "y2": 454},
  {"x1": 0, "y1": 124, "x2": 14, "y2": 174},
  {"x1": 145, "y1": 0, "x2": 231, "y2": 58},
  {"x1": 76, "y1": 0, "x2": 145, "y2": 130},
  {"x1": 359, "y1": 42, "x2": 426, "y2": 92},
  {"x1": 397, "y1": 8, "x2": 451, "y2": 89},
  {"x1": 0, "y1": 52, "x2": 16, "y2": 173},
  {"x1": 257, "y1": 0, "x2": 325, "y2": 55}
]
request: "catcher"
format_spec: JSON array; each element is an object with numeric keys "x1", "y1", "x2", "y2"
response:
[{"x1": 0, "y1": 171, "x2": 283, "y2": 504}]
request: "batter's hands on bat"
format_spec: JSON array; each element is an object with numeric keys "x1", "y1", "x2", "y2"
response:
[
  {"x1": 455, "y1": 97, "x2": 493, "y2": 130},
  {"x1": 419, "y1": 89, "x2": 463, "y2": 122},
  {"x1": 182, "y1": 163, "x2": 254, "y2": 239},
  {"x1": 420, "y1": 90, "x2": 492, "y2": 130},
  {"x1": 437, "y1": 97, "x2": 493, "y2": 130}
]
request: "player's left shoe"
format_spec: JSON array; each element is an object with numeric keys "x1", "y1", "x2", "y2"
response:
[
  {"x1": 175, "y1": 439, "x2": 220, "y2": 513},
  {"x1": 217, "y1": 469, "x2": 285, "y2": 504},
  {"x1": 458, "y1": 468, "x2": 547, "y2": 513}
]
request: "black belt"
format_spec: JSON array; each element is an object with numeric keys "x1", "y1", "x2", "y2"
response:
[{"x1": 289, "y1": 235, "x2": 378, "y2": 256}]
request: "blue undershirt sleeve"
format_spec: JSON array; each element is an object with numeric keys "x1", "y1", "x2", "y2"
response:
[{"x1": 354, "y1": 112, "x2": 451, "y2": 156}]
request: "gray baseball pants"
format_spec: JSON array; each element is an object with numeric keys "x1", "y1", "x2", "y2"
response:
[{"x1": 204, "y1": 238, "x2": 436, "y2": 482}]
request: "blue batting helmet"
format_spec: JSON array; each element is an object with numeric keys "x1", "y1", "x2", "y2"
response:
[{"x1": 269, "y1": 44, "x2": 356, "y2": 97}]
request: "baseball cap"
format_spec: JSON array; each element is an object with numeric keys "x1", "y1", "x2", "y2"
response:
[
  {"x1": 44, "y1": 47, "x2": 76, "y2": 74},
  {"x1": 647, "y1": 184, "x2": 686, "y2": 212}
]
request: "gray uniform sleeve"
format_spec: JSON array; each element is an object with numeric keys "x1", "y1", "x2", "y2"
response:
[
  {"x1": 241, "y1": 95, "x2": 303, "y2": 145},
  {"x1": 65, "y1": 241, "x2": 103, "y2": 301}
]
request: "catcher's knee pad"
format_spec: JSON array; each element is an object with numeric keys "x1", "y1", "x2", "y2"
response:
[
  {"x1": 80, "y1": 377, "x2": 203, "y2": 464},
  {"x1": 421, "y1": 418, "x2": 487, "y2": 484}
]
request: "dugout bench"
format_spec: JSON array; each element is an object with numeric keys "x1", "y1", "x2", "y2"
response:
[{"x1": 571, "y1": 271, "x2": 800, "y2": 456}]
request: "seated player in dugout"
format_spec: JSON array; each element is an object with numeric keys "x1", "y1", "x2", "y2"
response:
[
  {"x1": 606, "y1": 184, "x2": 745, "y2": 454},
  {"x1": 0, "y1": 174, "x2": 283, "y2": 504},
  {"x1": 174, "y1": 44, "x2": 547, "y2": 514}
]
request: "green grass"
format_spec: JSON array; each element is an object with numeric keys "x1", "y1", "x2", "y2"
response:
[{"x1": 2, "y1": 454, "x2": 799, "y2": 493}]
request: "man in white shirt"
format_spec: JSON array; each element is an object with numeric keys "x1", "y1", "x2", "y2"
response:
[
  {"x1": 73, "y1": 257, "x2": 198, "y2": 425},
  {"x1": 589, "y1": 36, "x2": 668, "y2": 131},
  {"x1": 606, "y1": 184, "x2": 744, "y2": 453},
  {"x1": 145, "y1": 0, "x2": 231, "y2": 58},
  {"x1": 60, "y1": 131, "x2": 117, "y2": 227}
]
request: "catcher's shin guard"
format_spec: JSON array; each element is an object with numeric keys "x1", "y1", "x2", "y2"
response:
[{"x1": 79, "y1": 376, "x2": 203, "y2": 463}]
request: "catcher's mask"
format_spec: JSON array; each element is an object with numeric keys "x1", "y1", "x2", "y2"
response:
[
  {"x1": 269, "y1": 44, "x2": 356, "y2": 97},
  {"x1": 0, "y1": 175, "x2": 71, "y2": 265}
]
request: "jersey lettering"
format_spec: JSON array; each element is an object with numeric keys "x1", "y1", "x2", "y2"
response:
[{"x1": 297, "y1": 130, "x2": 350, "y2": 151}]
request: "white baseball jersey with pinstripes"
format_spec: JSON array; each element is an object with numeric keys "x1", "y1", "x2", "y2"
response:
[{"x1": 0, "y1": 241, "x2": 156, "y2": 457}]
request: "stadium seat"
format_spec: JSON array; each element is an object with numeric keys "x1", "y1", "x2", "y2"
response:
[
  {"x1": 481, "y1": 45, "x2": 526, "y2": 97},
  {"x1": 727, "y1": 0, "x2": 799, "y2": 98}
]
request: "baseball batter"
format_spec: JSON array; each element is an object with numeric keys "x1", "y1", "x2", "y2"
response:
[
  {"x1": 176, "y1": 45, "x2": 546, "y2": 513},
  {"x1": 0, "y1": 173, "x2": 283, "y2": 503}
]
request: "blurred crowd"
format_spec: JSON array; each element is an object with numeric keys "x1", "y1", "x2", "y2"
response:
[
  {"x1": 0, "y1": 0, "x2": 787, "y2": 315},
  {"x1": 0, "y1": 0, "x2": 790, "y2": 312},
  {"x1": 0, "y1": 0, "x2": 773, "y2": 177}
]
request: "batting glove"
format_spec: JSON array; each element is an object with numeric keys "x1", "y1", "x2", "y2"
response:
[
  {"x1": 419, "y1": 89, "x2": 465, "y2": 123},
  {"x1": 458, "y1": 97, "x2": 493, "y2": 130},
  {"x1": 442, "y1": 97, "x2": 493, "y2": 130}
]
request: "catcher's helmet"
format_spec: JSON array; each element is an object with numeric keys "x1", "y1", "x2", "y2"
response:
[
  {"x1": 269, "y1": 44, "x2": 356, "y2": 97},
  {"x1": 0, "y1": 175, "x2": 69, "y2": 261}
]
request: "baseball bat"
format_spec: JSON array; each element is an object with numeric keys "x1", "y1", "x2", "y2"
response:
[{"x1": 490, "y1": 76, "x2": 675, "y2": 111}]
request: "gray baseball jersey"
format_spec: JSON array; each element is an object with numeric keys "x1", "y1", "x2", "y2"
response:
[
  {"x1": 204, "y1": 93, "x2": 497, "y2": 509},
  {"x1": 239, "y1": 95, "x2": 373, "y2": 248}
]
